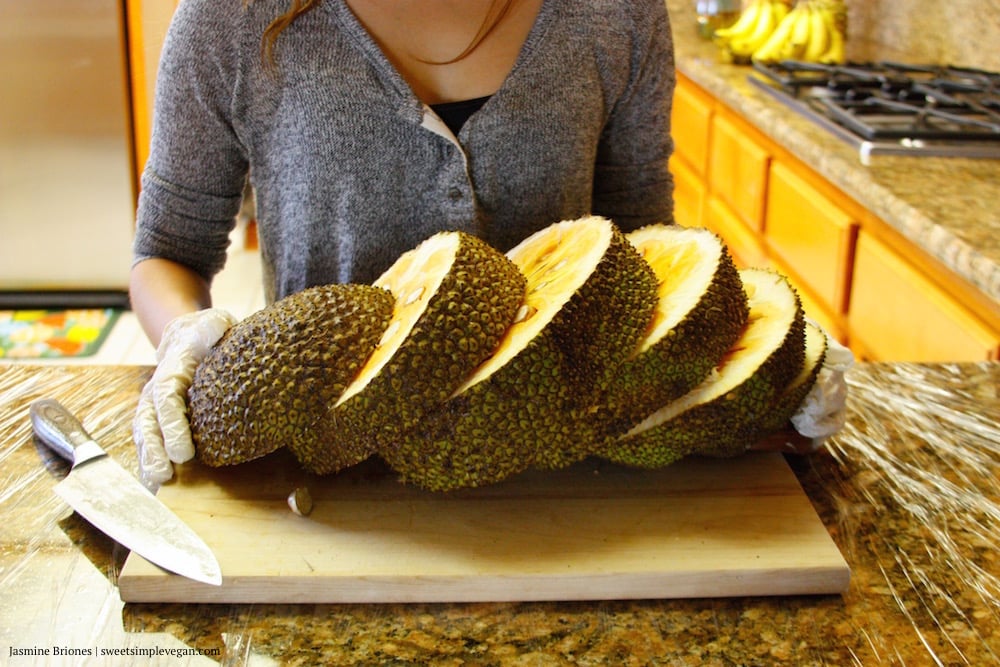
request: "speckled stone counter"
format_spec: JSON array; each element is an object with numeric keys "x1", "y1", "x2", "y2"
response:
[
  {"x1": 666, "y1": 0, "x2": 1000, "y2": 307},
  {"x1": 1, "y1": 362, "x2": 998, "y2": 665}
]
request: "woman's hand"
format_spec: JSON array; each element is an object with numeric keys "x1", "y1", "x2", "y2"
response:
[
  {"x1": 790, "y1": 331, "x2": 855, "y2": 445},
  {"x1": 133, "y1": 309, "x2": 237, "y2": 489}
]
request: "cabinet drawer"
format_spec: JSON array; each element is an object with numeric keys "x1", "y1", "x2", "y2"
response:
[
  {"x1": 849, "y1": 232, "x2": 1000, "y2": 361},
  {"x1": 765, "y1": 162, "x2": 857, "y2": 315},
  {"x1": 669, "y1": 155, "x2": 706, "y2": 228},
  {"x1": 671, "y1": 77, "x2": 713, "y2": 176},
  {"x1": 709, "y1": 113, "x2": 770, "y2": 231},
  {"x1": 705, "y1": 196, "x2": 768, "y2": 269}
]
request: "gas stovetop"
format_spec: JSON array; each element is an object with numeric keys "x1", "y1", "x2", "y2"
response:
[{"x1": 748, "y1": 61, "x2": 1000, "y2": 163}]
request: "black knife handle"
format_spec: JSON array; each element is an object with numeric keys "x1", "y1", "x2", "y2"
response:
[{"x1": 30, "y1": 399, "x2": 103, "y2": 465}]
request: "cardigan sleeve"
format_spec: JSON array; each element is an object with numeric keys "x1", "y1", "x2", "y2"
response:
[{"x1": 591, "y1": 0, "x2": 676, "y2": 231}]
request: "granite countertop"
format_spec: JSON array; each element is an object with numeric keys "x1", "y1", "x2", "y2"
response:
[
  {"x1": 1, "y1": 362, "x2": 998, "y2": 665},
  {"x1": 665, "y1": 1, "x2": 1000, "y2": 307}
]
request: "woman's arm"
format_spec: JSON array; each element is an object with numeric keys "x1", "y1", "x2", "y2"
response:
[
  {"x1": 129, "y1": 258, "x2": 214, "y2": 348},
  {"x1": 128, "y1": 0, "x2": 250, "y2": 348}
]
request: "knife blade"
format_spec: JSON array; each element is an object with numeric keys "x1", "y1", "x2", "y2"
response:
[{"x1": 30, "y1": 398, "x2": 222, "y2": 586}]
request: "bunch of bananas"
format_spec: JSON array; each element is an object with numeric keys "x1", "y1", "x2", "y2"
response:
[{"x1": 714, "y1": 0, "x2": 847, "y2": 65}]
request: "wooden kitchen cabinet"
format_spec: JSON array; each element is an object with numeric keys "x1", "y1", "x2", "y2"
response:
[
  {"x1": 669, "y1": 155, "x2": 706, "y2": 227},
  {"x1": 669, "y1": 73, "x2": 713, "y2": 228},
  {"x1": 671, "y1": 74, "x2": 714, "y2": 177},
  {"x1": 704, "y1": 197, "x2": 768, "y2": 269},
  {"x1": 708, "y1": 111, "x2": 771, "y2": 232},
  {"x1": 125, "y1": 0, "x2": 179, "y2": 177},
  {"x1": 765, "y1": 162, "x2": 857, "y2": 317},
  {"x1": 849, "y1": 232, "x2": 1000, "y2": 361},
  {"x1": 670, "y1": 74, "x2": 1000, "y2": 361}
]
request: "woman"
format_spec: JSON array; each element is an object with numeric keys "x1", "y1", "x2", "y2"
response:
[{"x1": 132, "y1": 0, "x2": 679, "y2": 486}]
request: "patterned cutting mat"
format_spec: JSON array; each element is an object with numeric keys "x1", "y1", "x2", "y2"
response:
[{"x1": 0, "y1": 309, "x2": 121, "y2": 359}]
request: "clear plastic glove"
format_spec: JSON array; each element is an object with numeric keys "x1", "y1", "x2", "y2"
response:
[
  {"x1": 133, "y1": 308, "x2": 237, "y2": 489},
  {"x1": 790, "y1": 326, "x2": 855, "y2": 449}
]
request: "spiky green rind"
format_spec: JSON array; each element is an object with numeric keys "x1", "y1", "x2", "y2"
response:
[
  {"x1": 601, "y1": 238, "x2": 748, "y2": 438},
  {"x1": 384, "y1": 336, "x2": 570, "y2": 491},
  {"x1": 533, "y1": 225, "x2": 659, "y2": 469},
  {"x1": 189, "y1": 284, "x2": 394, "y2": 468},
  {"x1": 333, "y1": 233, "x2": 527, "y2": 470}
]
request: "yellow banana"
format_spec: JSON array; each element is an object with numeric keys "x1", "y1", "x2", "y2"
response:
[
  {"x1": 802, "y1": 4, "x2": 831, "y2": 61},
  {"x1": 728, "y1": 0, "x2": 777, "y2": 58},
  {"x1": 772, "y1": 0, "x2": 791, "y2": 23},
  {"x1": 787, "y1": 3, "x2": 814, "y2": 57},
  {"x1": 713, "y1": 0, "x2": 763, "y2": 44},
  {"x1": 817, "y1": 4, "x2": 846, "y2": 63},
  {"x1": 819, "y1": 20, "x2": 846, "y2": 63},
  {"x1": 751, "y1": 5, "x2": 800, "y2": 63}
]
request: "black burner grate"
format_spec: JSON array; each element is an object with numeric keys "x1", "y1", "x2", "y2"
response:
[{"x1": 750, "y1": 61, "x2": 1000, "y2": 147}]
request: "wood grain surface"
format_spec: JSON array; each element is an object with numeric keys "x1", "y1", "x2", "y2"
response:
[{"x1": 118, "y1": 451, "x2": 850, "y2": 603}]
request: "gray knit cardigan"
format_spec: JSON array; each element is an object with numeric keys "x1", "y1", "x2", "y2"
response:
[{"x1": 133, "y1": 0, "x2": 676, "y2": 302}]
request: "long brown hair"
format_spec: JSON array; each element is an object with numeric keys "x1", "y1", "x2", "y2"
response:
[
  {"x1": 260, "y1": 0, "x2": 322, "y2": 64},
  {"x1": 259, "y1": 0, "x2": 516, "y2": 65}
]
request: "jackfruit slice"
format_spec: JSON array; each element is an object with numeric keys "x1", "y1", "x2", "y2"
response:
[
  {"x1": 754, "y1": 320, "x2": 828, "y2": 437},
  {"x1": 606, "y1": 268, "x2": 806, "y2": 468},
  {"x1": 318, "y1": 231, "x2": 526, "y2": 474},
  {"x1": 600, "y1": 225, "x2": 749, "y2": 437},
  {"x1": 189, "y1": 284, "x2": 395, "y2": 467},
  {"x1": 383, "y1": 216, "x2": 658, "y2": 490}
]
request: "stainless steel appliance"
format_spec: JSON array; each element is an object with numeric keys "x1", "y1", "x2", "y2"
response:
[
  {"x1": 749, "y1": 60, "x2": 1000, "y2": 164},
  {"x1": 0, "y1": 0, "x2": 136, "y2": 307}
]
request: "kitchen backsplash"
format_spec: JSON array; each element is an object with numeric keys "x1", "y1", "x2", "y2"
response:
[{"x1": 843, "y1": 0, "x2": 1000, "y2": 71}]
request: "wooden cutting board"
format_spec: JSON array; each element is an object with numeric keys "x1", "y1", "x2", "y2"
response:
[{"x1": 118, "y1": 451, "x2": 850, "y2": 603}]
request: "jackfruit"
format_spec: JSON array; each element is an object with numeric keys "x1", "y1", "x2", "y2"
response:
[
  {"x1": 319, "y1": 231, "x2": 526, "y2": 475},
  {"x1": 188, "y1": 284, "x2": 394, "y2": 468},
  {"x1": 600, "y1": 225, "x2": 749, "y2": 437},
  {"x1": 605, "y1": 268, "x2": 806, "y2": 468},
  {"x1": 754, "y1": 320, "x2": 828, "y2": 436},
  {"x1": 187, "y1": 221, "x2": 837, "y2": 491},
  {"x1": 383, "y1": 216, "x2": 658, "y2": 490}
]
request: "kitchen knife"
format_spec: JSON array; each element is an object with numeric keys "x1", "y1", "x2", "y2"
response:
[{"x1": 30, "y1": 398, "x2": 222, "y2": 586}]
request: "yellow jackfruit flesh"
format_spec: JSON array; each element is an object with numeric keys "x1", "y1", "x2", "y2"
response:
[
  {"x1": 189, "y1": 284, "x2": 395, "y2": 467},
  {"x1": 322, "y1": 231, "x2": 526, "y2": 475},
  {"x1": 606, "y1": 268, "x2": 806, "y2": 468}
]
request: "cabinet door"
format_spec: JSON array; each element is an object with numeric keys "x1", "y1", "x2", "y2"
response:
[
  {"x1": 669, "y1": 155, "x2": 706, "y2": 228},
  {"x1": 126, "y1": 0, "x2": 179, "y2": 176},
  {"x1": 671, "y1": 76, "x2": 713, "y2": 177},
  {"x1": 765, "y1": 162, "x2": 857, "y2": 316},
  {"x1": 709, "y1": 113, "x2": 770, "y2": 232},
  {"x1": 849, "y1": 232, "x2": 1000, "y2": 361},
  {"x1": 705, "y1": 197, "x2": 768, "y2": 269}
]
